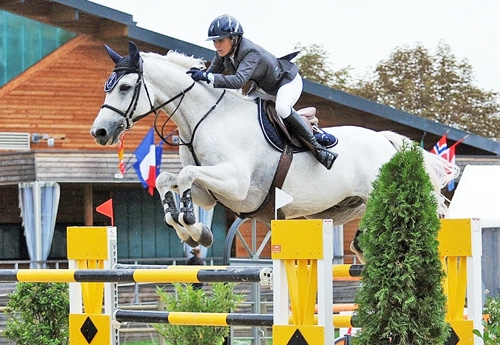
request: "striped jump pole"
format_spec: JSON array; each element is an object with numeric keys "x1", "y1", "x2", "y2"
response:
[
  {"x1": 0, "y1": 266, "x2": 272, "y2": 285},
  {"x1": 115, "y1": 310, "x2": 274, "y2": 327},
  {"x1": 0, "y1": 265, "x2": 353, "y2": 284},
  {"x1": 114, "y1": 310, "x2": 358, "y2": 328},
  {"x1": 332, "y1": 264, "x2": 363, "y2": 280}
]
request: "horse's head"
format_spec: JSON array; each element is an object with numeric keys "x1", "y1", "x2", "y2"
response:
[{"x1": 90, "y1": 41, "x2": 155, "y2": 145}]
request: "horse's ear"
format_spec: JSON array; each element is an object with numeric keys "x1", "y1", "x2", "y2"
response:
[
  {"x1": 104, "y1": 44, "x2": 122, "y2": 63},
  {"x1": 128, "y1": 41, "x2": 140, "y2": 62},
  {"x1": 128, "y1": 41, "x2": 143, "y2": 72}
]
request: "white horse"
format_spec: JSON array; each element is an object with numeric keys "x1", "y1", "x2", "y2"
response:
[{"x1": 90, "y1": 42, "x2": 458, "y2": 262}]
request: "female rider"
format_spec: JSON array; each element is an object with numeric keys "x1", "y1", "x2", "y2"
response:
[{"x1": 187, "y1": 14, "x2": 337, "y2": 170}]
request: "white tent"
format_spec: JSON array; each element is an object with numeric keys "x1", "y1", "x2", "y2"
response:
[
  {"x1": 448, "y1": 165, "x2": 500, "y2": 226},
  {"x1": 448, "y1": 164, "x2": 500, "y2": 299}
]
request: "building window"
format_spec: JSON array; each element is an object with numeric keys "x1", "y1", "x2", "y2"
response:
[{"x1": 0, "y1": 9, "x2": 76, "y2": 86}]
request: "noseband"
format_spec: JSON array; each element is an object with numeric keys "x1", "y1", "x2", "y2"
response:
[{"x1": 100, "y1": 66, "x2": 195, "y2": 130}]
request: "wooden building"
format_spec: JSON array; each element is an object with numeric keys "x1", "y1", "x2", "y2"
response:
[{"x1": 1, "y1": 0, "x2": 499, "y2": 265}]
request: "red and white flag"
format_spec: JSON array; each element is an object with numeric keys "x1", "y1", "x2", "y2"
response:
[
  {"x1": 430, "y1": 133, "x2": 467, "y2": 191},
  {"x1": 430, "y1": 133, "x2": 448, "y2": 157}
]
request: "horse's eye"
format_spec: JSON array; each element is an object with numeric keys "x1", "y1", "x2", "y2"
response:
[{"x1": 119, "y1": 84, "x2": 132, "y2": 92}]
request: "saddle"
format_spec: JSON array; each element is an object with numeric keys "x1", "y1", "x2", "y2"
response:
[
  {"x1": 238, "y1": 100, "x2": 338, "y2": 222},
  {"x1": 257, "y1": 99, "x2": 338, "y2": 152}
]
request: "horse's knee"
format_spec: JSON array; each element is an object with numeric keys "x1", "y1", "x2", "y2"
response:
[
  {"x1": 157, "y1": 172, "x2": 177, "y2": 188},
  {"x1": 156, "y1": 171, "x2": 170, "y2": 186},
  {"x1": 177, "y1": 166, "x2": 197, "y2": 188},
  {"x1": 350, "y1": 242, "x2": 365, "y2": 264}
]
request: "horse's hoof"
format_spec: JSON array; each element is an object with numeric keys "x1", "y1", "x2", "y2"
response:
[
  {"x1": 183, "y1": 237, "x2": 199, "y2": 248},
  {"x1": 197, "y1": 225, "x2": 213, "y2": 248}
]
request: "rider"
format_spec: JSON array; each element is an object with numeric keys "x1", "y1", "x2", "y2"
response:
[{"x1": 186, "y1": 14, "x2": 337, "y2": 170}]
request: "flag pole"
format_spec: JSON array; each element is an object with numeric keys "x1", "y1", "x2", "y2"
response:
[
  {"x1": 419, "y1": 132, "x2": 427, "y2": 148},
  {"x1": 449, "y1": 134, "x2": 469, "y2": 149}
]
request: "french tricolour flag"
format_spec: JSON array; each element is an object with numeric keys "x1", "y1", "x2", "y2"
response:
[{"x1": 133, "y1": 128, "x2": 162, "y2": 195}]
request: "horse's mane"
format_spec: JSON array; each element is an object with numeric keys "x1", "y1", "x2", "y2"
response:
[
  {"x1": 140, "y1": 50, "x2": 252, "y2": 101},
  {"x1": 141, "y1": 50, "x2": 206, "y2": 71}
]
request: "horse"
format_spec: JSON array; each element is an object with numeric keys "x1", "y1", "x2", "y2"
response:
[{"x1": 90, "y1": 41, "x2": 459, "y2": 263}]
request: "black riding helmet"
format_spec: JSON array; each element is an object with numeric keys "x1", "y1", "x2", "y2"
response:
[{"x1": 206, "y1": 14, "x2": 244, "y2": 41}]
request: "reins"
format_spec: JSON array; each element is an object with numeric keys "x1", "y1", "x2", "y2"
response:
[
  {"x1": 180, "y1": 89, "x2": 226, "y2": 165},
  {"x1": 100, "y1": 65, "x2": 196, "y2": 131},
  {"x1": 100, "y1": 64, "x2": 226, "y2": 154}
]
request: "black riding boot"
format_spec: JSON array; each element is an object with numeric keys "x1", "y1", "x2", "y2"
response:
[{"x1": 284, "y1": 111, "x2": 337, "y2": 169}]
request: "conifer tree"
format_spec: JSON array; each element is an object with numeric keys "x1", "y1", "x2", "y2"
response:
[{"x1": 353, "y1": 143, "x2": 449, "y2": 345}]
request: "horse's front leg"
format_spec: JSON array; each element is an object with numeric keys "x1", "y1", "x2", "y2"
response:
[
  {"x1": 176, "y1": 163, "x2": 251, "y2": 244},
  {"x1": 156, "y1": 172, "x2": 199, "y2": 247}
]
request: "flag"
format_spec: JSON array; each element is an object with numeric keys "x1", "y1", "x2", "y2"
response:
[
  {"x1": 118, "y1": 133, "x2": 125, "y2": 175},
  {"x1": 430, "y1": 133, "x2": 467, "y2": 192},
  {"x1": 275, "y1": 187, "x2": 294, "y2": 210},
  {"x1": 444, "y1": 136, "x2": 468, "y2": 191},
  {"x1": 275, "y1": 187, "x2": 293, "y2": 220},
  {"x1": 430, "y1": 133, "x2": 448, "y2": 157},
  {"x1": 446, "y1": 143, "x2": 457, "y2": 191},
  {"x1": 156, "y1": 141, "x2": 163, "y2": 179},
  {"x1": 96, "y1": 199, "x2": 114, "y2": 226},
  {"x1": 133, "y1": 128, "x2": 158, "y2": 195},
  {"x1": 419, "y1": 132, "x2": 426, "y2": 148}
]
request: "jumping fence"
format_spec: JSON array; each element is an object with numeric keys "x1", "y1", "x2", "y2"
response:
[{"x1": 0, "y1": 219, "x2": 483, "y2": 345}]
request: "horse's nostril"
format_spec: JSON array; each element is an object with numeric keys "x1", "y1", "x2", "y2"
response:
[{"x1": 95, "y1": 128, "x2": 108, "y2": 138}]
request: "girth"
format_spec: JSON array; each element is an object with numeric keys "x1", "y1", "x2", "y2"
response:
[{"x1": 239, "y1": 142, "x2": 293, "y2": 221}]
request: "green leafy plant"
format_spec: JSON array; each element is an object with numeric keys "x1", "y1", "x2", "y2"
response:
[
  {"x1": 4, "y1": 282, "x2": 69, "y2": 345},
  {"x1": 473, "y1": 296, "x2": 500, "y2": 344},
  {"x1": 353, "y1": 143, "x2": 449, "y2": 345},
  {"x1": 153, "y1": 283, "x2": 243, "y2": 345}
]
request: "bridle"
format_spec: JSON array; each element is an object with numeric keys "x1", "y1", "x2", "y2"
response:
[
  {"x1": 100, "y1": 64, "x2": 195, "y2": 132},
  {"x1": 100, "y1": 61, "x2": 226, "y2": 159}
]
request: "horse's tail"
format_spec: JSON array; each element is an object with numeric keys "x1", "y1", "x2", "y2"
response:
[{"x1": 379, "y1": 130, "x2": 460, "y2": 216}]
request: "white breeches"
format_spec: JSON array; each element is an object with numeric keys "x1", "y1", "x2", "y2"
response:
[{"x1": 275, "y1": 73, "x2": 303, "y2": 119}]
